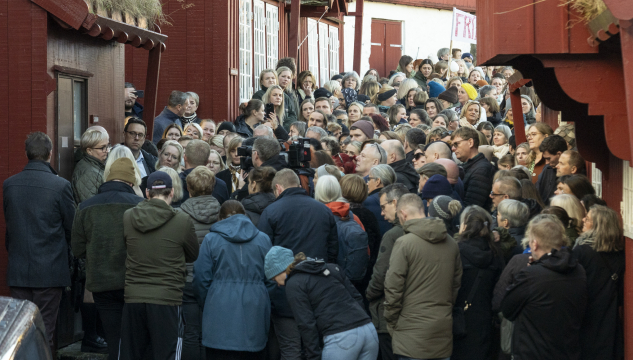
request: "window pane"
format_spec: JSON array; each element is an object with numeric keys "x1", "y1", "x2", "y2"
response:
[{"x1": 73, "y1": 81, "x2": 84, "y2": 141}]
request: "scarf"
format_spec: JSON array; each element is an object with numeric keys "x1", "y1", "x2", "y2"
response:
[
  {"x1": 574, "y1": 232, "x2": 593, "y2": 249},
  {"x1": 459, "y1": 117, "x2": 474, "y2": 128},
  {"x1": 182, "y1": 113, "x2": 197, "y2": 125},
  {"x1": 492, "y1": 144, "x2": 510, "y2": 159},
  {"x1": 228, "y1": 163, "x2": 240, "y2": 193}
]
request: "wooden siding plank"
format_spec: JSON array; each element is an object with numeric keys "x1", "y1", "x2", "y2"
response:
[
  {"x1": 0, "y1": 0, "x2": 8, "y2": 297},
  {"x1": 492, "y1": 0, "x2": 534, "y2": 56},
  {"x1": 534, "y1": 0, "x2": 568, "y2": 54}
]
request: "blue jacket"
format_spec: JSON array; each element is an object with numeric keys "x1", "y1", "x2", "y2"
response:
[
  {"x1": 152, "y1": 107, "x2": 183, "y2": 144},
  {"x1": 363, "y1": 189, "x2": 393, "y2": 238},
  {"x1": 257, "y1": 187, "x2": 338, "y2": 263},
  {"x1": 193, "y1": 215, "x2": 272, "y2": 351},
  {"x1": 3, "y1": 160, "x2": 75, "y2": 287}
]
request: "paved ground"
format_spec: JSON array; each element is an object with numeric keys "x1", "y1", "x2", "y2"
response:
[{"x1": 57, "y1": 342, "x2": 108, "y2": 360}]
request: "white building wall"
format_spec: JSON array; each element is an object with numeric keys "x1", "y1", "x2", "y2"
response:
[{"x1": 344, "y1": 1, "x2": 472, "y2": 76}]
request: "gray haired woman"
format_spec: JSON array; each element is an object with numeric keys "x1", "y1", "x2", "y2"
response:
[
  {"x1": 364, "y1": 164, "x2": 397, "y2": 237},
  {"x1": 72, "y1": 128, "x2": 110, "y2": 204}
]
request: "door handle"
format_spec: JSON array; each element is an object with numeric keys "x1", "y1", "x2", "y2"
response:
[
  {"x1": 390, "y1": 44, "x2": 402, "y2": 47},
  {"x1": 371, "y1": 42, "x2": 381, "y2": 46}
]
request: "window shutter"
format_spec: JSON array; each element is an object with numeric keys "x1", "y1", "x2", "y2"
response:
[
  {"x1": 253, "y1": 0, "x2": 266, "y2": 92},
  {"x1": 239, "y1": 0, "x2": 253, "y2": 103},
  {"x1": 307, "y1": 18, "x2": 319, "y2": 83},
  {"x1": 329, "y1": 26, "x2": 339, "y2": 79},
  {"x1": 266, "y1": 4, "x2": 279, "y2": 69}
]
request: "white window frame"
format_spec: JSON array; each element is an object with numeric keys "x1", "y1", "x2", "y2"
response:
[
  {"x1": 239, "y1": 0, "x2": 253, "y2": 103},
  {"x1": 318, "y1": 22, "x2": 329, "y2": 87},
  {"x1": 253, "y1": 0, "x2": 266, "y2": 93},
  {"x1": 329, "y1": 26, "x2": 339, "y2": 80},
  {"x1": 590, "y1": 162, "x2": 603, "y2": 198},
  {"x1": 307, "y1": 18, "x2": 319, "y2": 84},
  {"x1": 266, "y1": 4, "x2": 279, "y2": 69},
  {"x1": 623, "y1": 161, "x2": 633, "y2": 238}
]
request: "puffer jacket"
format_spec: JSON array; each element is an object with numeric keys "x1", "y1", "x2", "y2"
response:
[
  {"x1": 462, "y1": 152, "x2": 495, "y2": 209},
  {"x1": 384, "y1": 218, "x2": 462, "y2": 359},
  {"x1": 366, "y1": 219, "x2": 404, "y2": 333},
  {"x1": 241, "y1": 191, "x2": 276, "y2": 227},
  {"x1": 193, "y1": 214, "x2": 272, "y2": 351},
  {"x1": 177, "y1": 195, "x2": 221, "y2": 282},
  {"x1": 72, "y1": 154, "x2": 105, "y2": 204}
]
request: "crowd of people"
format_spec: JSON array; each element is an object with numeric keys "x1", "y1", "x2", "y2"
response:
[{"x1": 2, "y1": 49, "x2": 625, "y2": 360}]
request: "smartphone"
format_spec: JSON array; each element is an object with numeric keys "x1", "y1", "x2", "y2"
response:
[
  {"x1": 133, "y1": 90, "x2": 144, "y2": 98},
  {"x1": 265, "y1": 103, "x2": 275, "y2": 120}
]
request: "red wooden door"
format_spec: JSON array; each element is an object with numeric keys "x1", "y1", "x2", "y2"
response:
[{"x1": 369, "y1": 20, "x2": 402, "y2": 79}]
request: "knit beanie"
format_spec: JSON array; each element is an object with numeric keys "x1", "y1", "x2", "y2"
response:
[
  {"x1": 461, "y1": 83, "x2": 477, "y2": 100},
  {"x1": 438, "y1": 86, "x2": 459, "y2": 104},
  {"x1": 475, "y1": 79, "x2": 489, "y2": 88},
  {"x1": 429, "y1": 195, "x2": 457, "y2": 220},
  {"x1": 420, "y1": 174, "x2": 453, "y2": 200},
  {"x1": 350, "y1": 120, "x2": 374, "y2": 140},
  {"x1": 428, "y1": 82, "x2": 446, "y2": 99},
  {"x1": 265, "y1": 246, "x2": 295, "y2": 280},
  {"x1": 216, "y1": 121, "x2": 236, "y2": 134},
  {"x1": 106, "y1": 158, "x2": 137, "y2": 184}
]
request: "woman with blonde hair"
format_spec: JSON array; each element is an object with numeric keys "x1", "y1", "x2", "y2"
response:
[
  {"x1": 252, "y1": 69, "x2": 278, "y2": 100},
  {"x1": 550, "y1": 194, "x2": 585, "y2": 238},
  {"x1": 184, "y1": 122, "x2": 204, "y2": 140},
  {"x1": 104, "y1": 145, "x2": 143, "y2": 196},
  {"x1": 206, "y1": 149, "x2": 227, "y2": 175},
  {"x1": 514, "y1": 142, "x2": 530, "y2": 166},
  {"x1": 359, "y1": 80, "x2": 380, "y2": 100},
  {"x1": 157, "y1": 166, "x2": 183, "y2": 205},
  {"x1": 72, "y1": 128, "x2": 110, "y2": 203},
  {"x1": 263, "y1": 85, "x2": 294, "y2": 132},
  {"x1": 573, "y1": 204, "x2": 625, "y2": 360},
  {"x1": 455, "y1": 59, "x2": 470, "y2": 81},
  {"x1": 347, "y1": 101, "x2": 365, "y2": 127},
  {"x1": 459, "y1": 100, "x2": 483, "y2": 128},
  {"x1": 217, "y1": 136, "x2": 243, "y2": 193},
  {"x1": 446, "y1": 76, "x2": 463, "y2": 89},
  {"x1": 277, "y1": 66, "x2": 300, "y2": 122}
]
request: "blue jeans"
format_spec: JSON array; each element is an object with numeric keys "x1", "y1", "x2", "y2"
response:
[
  {"x1": 322, "y1": 322, "x2": 379, "y2": 360},
  {"x1": 398, "y1": 356, "x2": 450, "y2": 360}
]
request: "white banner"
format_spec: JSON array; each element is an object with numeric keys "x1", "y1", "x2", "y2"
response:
[{"x1": 451, "y1": 8, "x2": 477, "y2": 44}]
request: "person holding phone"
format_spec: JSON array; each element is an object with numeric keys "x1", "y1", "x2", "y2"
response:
[
  {"x1": 261, "y1": 85, "x2": 290, "y2": 141},
  {"x1": 124, "y1": 82, "x2": 144, "y2": 119}
]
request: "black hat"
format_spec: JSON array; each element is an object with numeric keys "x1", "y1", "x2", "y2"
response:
[
  {"x1": 377, "y1": 89, "x2": 397, "y2": 102},
  {"x1": 216, "y1": 121, "x2": 236, "y2": 134},
  {"x1": 438, "y1": 86, "x2": 459, "y2": 104},
  {"x1": 331, "y1": 74, "x2": 343, "y2": 81},
  {"x1": 147, "y1": 171, "x2": 173, "y2": 189},
  {"x1": 357, "y1": 94, "x2": 370, "y2": 103},
  {"x1": 314, "y1": 88, "x2": 332, "y2": 99}
]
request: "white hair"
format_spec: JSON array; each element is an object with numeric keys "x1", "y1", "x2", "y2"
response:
[{"x1": 315, "y1": 175, "x2": 345, "y2": 204}]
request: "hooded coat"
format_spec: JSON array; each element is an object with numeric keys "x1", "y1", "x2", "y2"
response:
[
  {"x1": 389, "y1": 159, "x2": 419, "y2": 193},
  {"x1": 123, "y1": 198, "x2": 199, "y2": 305},
  {"x1": 452, "y1": 236, "x2": 505, "y2": 360},
  {"x1": 286, "y1": 259, "x2": 371, "y2": 360},
  {"x1": 501, "y1": 248, "x2": 587, "y2": 360},
  {"x1": 72, "y1": 154, "x2": 105, "y2": 204},
  {"x1": 384, "y1": 218, "x2": 462, "y2": 359},
  {"x1": 177, "y1": 195, "x2": 221, "y2": 282},
  {"x1": 241, "y1": 191, "x2": 276, "y2": 227},
  {"x1": 193, "y1": 214, "x2": 272, "y2": 352}
]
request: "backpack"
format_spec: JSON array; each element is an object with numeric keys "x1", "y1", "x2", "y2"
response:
[{"x1": 334, "y1": 210, "x2": 369, "y2": 282}]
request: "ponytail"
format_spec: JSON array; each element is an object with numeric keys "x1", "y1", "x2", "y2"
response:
[
  {"x1": 241, "y1": 99, "x2": 264, "y2": 117},
  {"x1": 448, "y1": 200, "x2": 462, "y2": 217}
]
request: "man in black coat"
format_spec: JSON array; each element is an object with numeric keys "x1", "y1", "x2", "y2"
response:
[
  {"x1": 176, "y1": 140, "x2": 229, "y2": 206},
  {"x1": 536, "y1": 135, "x2": 568, "y2": 205},
  {"x1": 123, "y1": 117, "x2": 157, "y2": 178},
  {"x1": 501, "y1": 215, "x2": 587, "y2": 360},
  {"x1": 3, "y1": 132, "x2": 75, "y2": 349},
  {"x1": 71, "y1": 158, "x2": 143, "y2": 358},
  {"x1": 451, "y1": 127, "x2": 495, "y2": 209},
  {"x1": 381, "y1": 140, "x2": 419, "y2": 193}
]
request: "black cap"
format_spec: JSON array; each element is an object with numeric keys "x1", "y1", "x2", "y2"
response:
[
  {"x1": 314, "y1": 88, "x2": 332, "y2": 99},
  {"x1": 147, "y1": 171, "x2": 173, "y2": 189}
]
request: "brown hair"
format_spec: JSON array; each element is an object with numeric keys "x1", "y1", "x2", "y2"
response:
[
  {"x1": 162, "y1": 123, "x2": 184, "y2": 139},
  {"x1": 585, "y1": 205, "x2": 624, "y2": 252},
  {"x1": 285, "y1": 252, "x2": 307, "y2": 275},
  {"x1": 297, "y1": 71, "x2": 317, "y2": 91},
  {"x1": 526, "y1": 123, "x2": 554, "y2": 164},
  {"x1": 186, "y1": 166, "x2": 216, "y2": 197},
  {"x1": 451, "y1": 126, "x2": 479, "y2": 148},
  {"x1": 250, "y1": 166, "x2": 277, "y2": 193},
  {"x1": 340, "y1": 174, "x2": 368, "y2": 203},
  {"x1": 219, "y1": 200, "x2": 246, "y2": 220}
]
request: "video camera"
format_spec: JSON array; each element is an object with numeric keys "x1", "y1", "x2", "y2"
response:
[{"x1": 237, "y1": 137, "x2": 311, "y2": 172}]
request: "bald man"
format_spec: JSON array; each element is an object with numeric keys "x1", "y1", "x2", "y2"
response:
[{"x1": 381, "y1": 140, "x2": 419, "y2": 193}]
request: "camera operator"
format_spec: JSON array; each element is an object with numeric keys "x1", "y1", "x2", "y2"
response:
[{"x1": 234, "y1": 137, "x2": 287, "y2": 200}]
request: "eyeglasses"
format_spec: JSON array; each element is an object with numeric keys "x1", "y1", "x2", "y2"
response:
[
  {"x1": 379, "y1": 199, "x2": 395, "y2": 211},
  {"x1": 91, "y1": 144, "x2": 111, "y2": 153},
  {"x1": 452, "y1": 140, "x2": 466, "y2": 148},
  {"x1": 371, "y1": 143, "x2": 383, "y2": 163},
  {"x1": 126, "y1": 131, "x2": 146, "y2": 139},
  {"x1": 413, "y1": 153, "x2": 425, "y2": 160},
  {"x1": 441, "y1": 131, "x2": 453, "y2": 138},
  {"x1": 490, "y1": 191, "x2": 506, "y2": 197},
  {"x1": 526, "y1": 132, "x2": 540, "y2": 139}
]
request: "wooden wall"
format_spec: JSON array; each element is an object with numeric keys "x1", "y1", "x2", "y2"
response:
[{"x1": 126, "y1": 0, "x2": 241, "y2": 126}]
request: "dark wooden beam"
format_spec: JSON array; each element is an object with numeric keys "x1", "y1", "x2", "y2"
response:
[
  {"x1": 353, "y1": 0, "x2": 364, "y2": 74},
  {"x1": 289, "y1": 0, "x2": 301, "y2": 64},
  {"x1": 144, "y1": 46, "x2": 161, "y2": 140},
  {"x1": 31, "y1": 0, "x2": 89, "y2": 30},
  {"x1": 510, "y1": 89, "x2": 526, "y2": 145}
]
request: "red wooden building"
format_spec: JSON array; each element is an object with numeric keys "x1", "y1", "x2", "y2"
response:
[
  {"x1": 126, "y1": 0, "x2": 353, "y2": 128},
  {"x1": 476, "y1": 0, "x2": 633, "y2": 354}
]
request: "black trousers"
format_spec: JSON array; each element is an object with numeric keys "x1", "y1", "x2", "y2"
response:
[
  {"x1": 10, "y1": 286, "x2": 63, "y2": 347},
  {"x1": 93, "y1": 289, "x2": 124, "y2": 360},
  {"x1": 378, "y1": 333, "x2": 397, "y2": 360},
  {"x1": 182, "y1": 282, "x2": 203, "y2": 360},
  {"x1": 206, "y1": 347, "x2": 265, "y2": 360},
  {"x1": 119, "y1": 303, "x2": 184, "y2": 360}
]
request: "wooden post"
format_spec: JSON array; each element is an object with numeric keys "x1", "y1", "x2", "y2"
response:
[
  {"x1": 144, "y1": 45, "x2": 162, "y2": 140},
  {"x1": 289, "y1": 0, "x2": 301, "y2": 67},
  {"x1": 446, "y1": 40, "x2": 453, "y2": 79},
  {"x1": 510, "y1": 89, "x2": 526, "y2": 145},
  {"x1": 352, "y1": 0, "x2": 364, "y2": 74}
]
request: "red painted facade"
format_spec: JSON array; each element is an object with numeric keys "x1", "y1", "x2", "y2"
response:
[
  {"x1": 477, "y1": 0, "x2": 633, "y2": 355},
  {"x1": 370, "y1": 0, "x2": 475, "y2": 11}
]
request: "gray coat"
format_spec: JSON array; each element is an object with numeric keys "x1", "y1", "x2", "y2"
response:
[
  {"x1": 3, "y1": 160, "x2": 76, "y2": 287},
  {"x1": 177, "y1": 195, "x2": 220, "y2": 282}
]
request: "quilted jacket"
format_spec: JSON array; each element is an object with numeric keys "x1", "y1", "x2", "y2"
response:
[{"x1": 72, "y1": 154, "x2": 105, "y2": 204}]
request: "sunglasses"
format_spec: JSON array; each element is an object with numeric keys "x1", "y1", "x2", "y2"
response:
[{"x1": 413, "y1": 153, "x2": 425, "y2": 160}]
